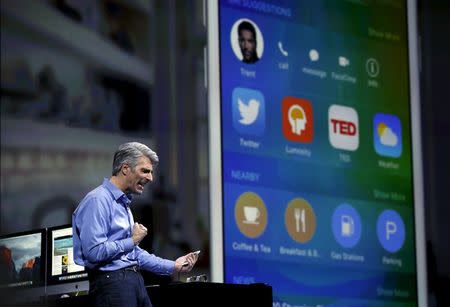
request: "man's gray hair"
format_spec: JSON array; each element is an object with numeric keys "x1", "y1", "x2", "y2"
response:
[{"x1": 112, "y1": 142, "x2": 159, "y2": 175}]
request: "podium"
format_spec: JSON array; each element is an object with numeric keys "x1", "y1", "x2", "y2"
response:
[
  {"x1": 146, "y1": 282, "x2": 273, "y2": 307},
  {"x1": 4, "y1": 282, "x2": 273, "y2": 306}
]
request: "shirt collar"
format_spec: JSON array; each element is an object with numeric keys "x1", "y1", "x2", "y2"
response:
[{"x1": 102, "y1": 178, "x2": 133, "y2": 206}]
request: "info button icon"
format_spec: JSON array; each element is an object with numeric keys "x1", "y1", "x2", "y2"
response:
[{"x1": 366, "y1": 58, "x2": 380, "y2": 78}]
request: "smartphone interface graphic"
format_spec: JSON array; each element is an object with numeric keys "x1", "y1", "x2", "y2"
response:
[{"x1": 210, "y1": 0, "x2": 424, "y2": 306}]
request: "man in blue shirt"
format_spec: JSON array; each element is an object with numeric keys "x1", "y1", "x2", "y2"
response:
[{"x1": 72, "y1": 142, "x2": 198, "y2": 307}]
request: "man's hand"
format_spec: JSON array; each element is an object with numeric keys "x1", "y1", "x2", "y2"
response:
[
  {"x1": 174, "y1": 251, "x2": 200, "y2": 273},
  {"x1": 132, "y1": 223, "x2": 148, "y2": 246}
]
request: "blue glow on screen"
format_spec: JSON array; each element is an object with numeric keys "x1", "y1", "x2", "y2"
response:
[{"x1": 219, "y1": 0, "x2": 416, "y2": 305}]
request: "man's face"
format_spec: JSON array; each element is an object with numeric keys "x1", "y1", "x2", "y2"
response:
[
  {"x1": 123, "y1": 156, "x2": 154, "y2": 195},
  {"x1": 239, "y1": 29, "x2": 256, "y2": 61}
]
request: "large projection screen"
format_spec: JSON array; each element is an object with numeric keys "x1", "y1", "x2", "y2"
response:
[{"x1": 207, "y1": 0, "x2": 427, "y2": 305}]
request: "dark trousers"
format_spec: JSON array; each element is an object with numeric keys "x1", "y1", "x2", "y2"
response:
[{"x1": 88, "y1": 268, "x2": 152, "y2": 307}]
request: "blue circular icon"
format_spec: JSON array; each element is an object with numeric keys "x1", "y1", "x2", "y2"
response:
[
  {"x1": 332, "y1": 204, "x2": 362, "y2": 248},
  {"x1": 377, "y1": 210, "x2": 405, "y2": 253}
]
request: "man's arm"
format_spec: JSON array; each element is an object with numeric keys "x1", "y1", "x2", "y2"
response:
[
  {"x1": 134, "y1": 246, "x2": 175, "y2": 275},
  {"x1": 133, "y1": 246, "x2": 199, "y2": 276},
  {"x1": 75, "y1": 196, "x2": 134, "y2": 265}
]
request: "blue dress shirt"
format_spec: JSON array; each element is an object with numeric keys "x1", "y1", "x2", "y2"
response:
[{"x1": 72, "y1": 178, "x2": 175, "y2": 274}]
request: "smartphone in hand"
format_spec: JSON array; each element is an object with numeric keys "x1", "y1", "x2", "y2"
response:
[{"x1": 183, "y1": 250, "x2": 201, "y2": 266}]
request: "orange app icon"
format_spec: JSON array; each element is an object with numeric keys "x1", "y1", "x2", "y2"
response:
[{"x1": 282, "y1": 97, "x2": 313, "y2": 143}]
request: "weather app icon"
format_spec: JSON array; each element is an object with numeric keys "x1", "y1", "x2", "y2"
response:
[
  {"x1": 232, "y1": 87, "x2": 265, "y2": 136},
  {"x1": 373, "y1": 113, "x2": 402, "y2": 158}
]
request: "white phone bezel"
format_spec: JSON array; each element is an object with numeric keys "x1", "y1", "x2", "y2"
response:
[{"x1": 206, "y1": 0, "x2": 224, "y2": 283}]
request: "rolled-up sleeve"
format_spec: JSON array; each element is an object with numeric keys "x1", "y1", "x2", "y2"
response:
[{"x1": 134, "y1": 246, "x2": 175, "y2": 275}]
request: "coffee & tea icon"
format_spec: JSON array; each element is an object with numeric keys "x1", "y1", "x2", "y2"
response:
[
  {"x1": 234, "y1": 191, "x2": 267, "y2": 238},
  {"x1": 243, "y1": 205, "x2": 260, "y2": 224}
]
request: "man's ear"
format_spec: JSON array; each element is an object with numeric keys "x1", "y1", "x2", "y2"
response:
[{"x1": 121, "y1": 163, "x2": 129, "y2": 176}]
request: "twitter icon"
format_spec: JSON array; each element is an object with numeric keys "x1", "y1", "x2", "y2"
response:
[{"x1": 232, "y1": 87, "x2": 265, "y2": 136}]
